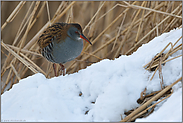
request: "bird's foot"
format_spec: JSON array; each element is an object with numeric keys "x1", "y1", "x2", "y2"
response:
[
  {"x1": 52, "y1": 63, "x2": 65, "y2": 77},
  {"x1": 59, "y1": 63, "x2": 65, "y2": 76},
  {"x1": 53, "y1": 63, "x2": 57, "y2": 77}
]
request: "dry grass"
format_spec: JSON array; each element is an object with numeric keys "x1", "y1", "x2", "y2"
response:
[
  {"x1": 144, "y1": 36, "x2": 182, "y2": 81},
  {"x1": 1, "y1": 1, "x2": 182, "y2": 120},
  {"x1": 120, "y1": 77, "x2": 182, "y2": 122}
]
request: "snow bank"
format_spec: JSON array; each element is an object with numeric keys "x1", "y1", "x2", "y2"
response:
[{"x1": 1, "y1": 28, "x2": 182, "y2": 122}]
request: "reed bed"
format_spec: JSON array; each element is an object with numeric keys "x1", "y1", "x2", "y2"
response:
[{"x1": 1, "y1": 2, "x2": 182, "y2": 120}]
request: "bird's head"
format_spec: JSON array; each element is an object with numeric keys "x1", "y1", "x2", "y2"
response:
[{"x1": 67, "y1": 23, "x2": 92, "y2": 45}]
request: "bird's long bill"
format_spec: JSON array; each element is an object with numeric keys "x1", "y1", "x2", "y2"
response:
[{"x1": 80, "y1": 34, "x2": 92, "y2": 45}]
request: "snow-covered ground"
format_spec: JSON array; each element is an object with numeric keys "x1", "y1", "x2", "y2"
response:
[{"x1": 1, "y1": 28, "x2": 182, "y2": 122}]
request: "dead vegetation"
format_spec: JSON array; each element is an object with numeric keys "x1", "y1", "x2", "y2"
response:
[
  {"x1": 120, "y1": 35, "x2": 182, "y2": 121},
  {"x1": 120, "y1": 77, "x2": 182, "y2": 122},
  {"x1": 1, "y1": 1, "x2": 182, "y2": 121}
]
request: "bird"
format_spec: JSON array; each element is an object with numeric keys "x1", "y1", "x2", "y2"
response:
[{"x1": 37, "y1": 22, "x2": 92, "y2": 76}]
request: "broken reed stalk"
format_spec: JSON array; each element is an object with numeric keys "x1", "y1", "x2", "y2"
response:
[
  {"x1": 158, "y1": 54, "x2": 164, "y2": 89},
  {"x1": 150, "y1": 66, "x2": 159, "y2": 81},
  {"x1": 150, "y1": 54, "x2": 182, "y2": 71},
  {"x1": 143, "y1": 35, "x2": 182, "y2": 69},
  {"x1": 120, "y1": 77, "x2": 182, "y2": 122},
  {"x1": 129, "y1": 92, "x2": 173, "y2": 122},
  {"x1": 149, "y1": 42, "x2": 181, "y2": 81}
]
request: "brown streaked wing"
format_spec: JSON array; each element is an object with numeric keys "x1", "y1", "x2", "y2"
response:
[{"x1": 37, "y1": 23, "x2": 68, "y2": 49}]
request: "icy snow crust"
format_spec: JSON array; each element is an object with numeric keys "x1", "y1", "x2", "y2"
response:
[{"x1": 1, "y1": 28, "x2": 182, "y2": 122}]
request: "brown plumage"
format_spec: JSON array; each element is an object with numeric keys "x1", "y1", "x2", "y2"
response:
[
  {"x1": 37, "y1": 22, "x2": 92, "y2": 76},
  {"x1": 38, "y1": 23, "x2": 68, "y2": 49}
]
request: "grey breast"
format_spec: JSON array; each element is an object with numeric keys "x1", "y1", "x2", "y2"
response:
[{"x1": 52, "y1": 36, "x2": 83, "y2": 64}]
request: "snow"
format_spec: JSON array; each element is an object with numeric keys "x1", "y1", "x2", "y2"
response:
[{"x1": 1, "y1": 28, "x2": 182, "y2": 122}]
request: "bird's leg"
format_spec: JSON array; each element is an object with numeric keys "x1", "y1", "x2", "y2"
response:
[
  {"x1": 53, "y1": 63, "x2": 57, "y2": 77},
  {"x1": 59, "y1": 63, "x2": 65, "y2": 76}
]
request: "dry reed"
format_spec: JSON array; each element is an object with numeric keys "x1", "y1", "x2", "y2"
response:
[{"x1": 121, "y1": 77, "x2": 182, "y2": 122}]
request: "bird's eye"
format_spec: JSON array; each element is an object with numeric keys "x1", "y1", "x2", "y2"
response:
[{"x1": 75, "y1": 31, "x2": 79, "y2": 34}]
